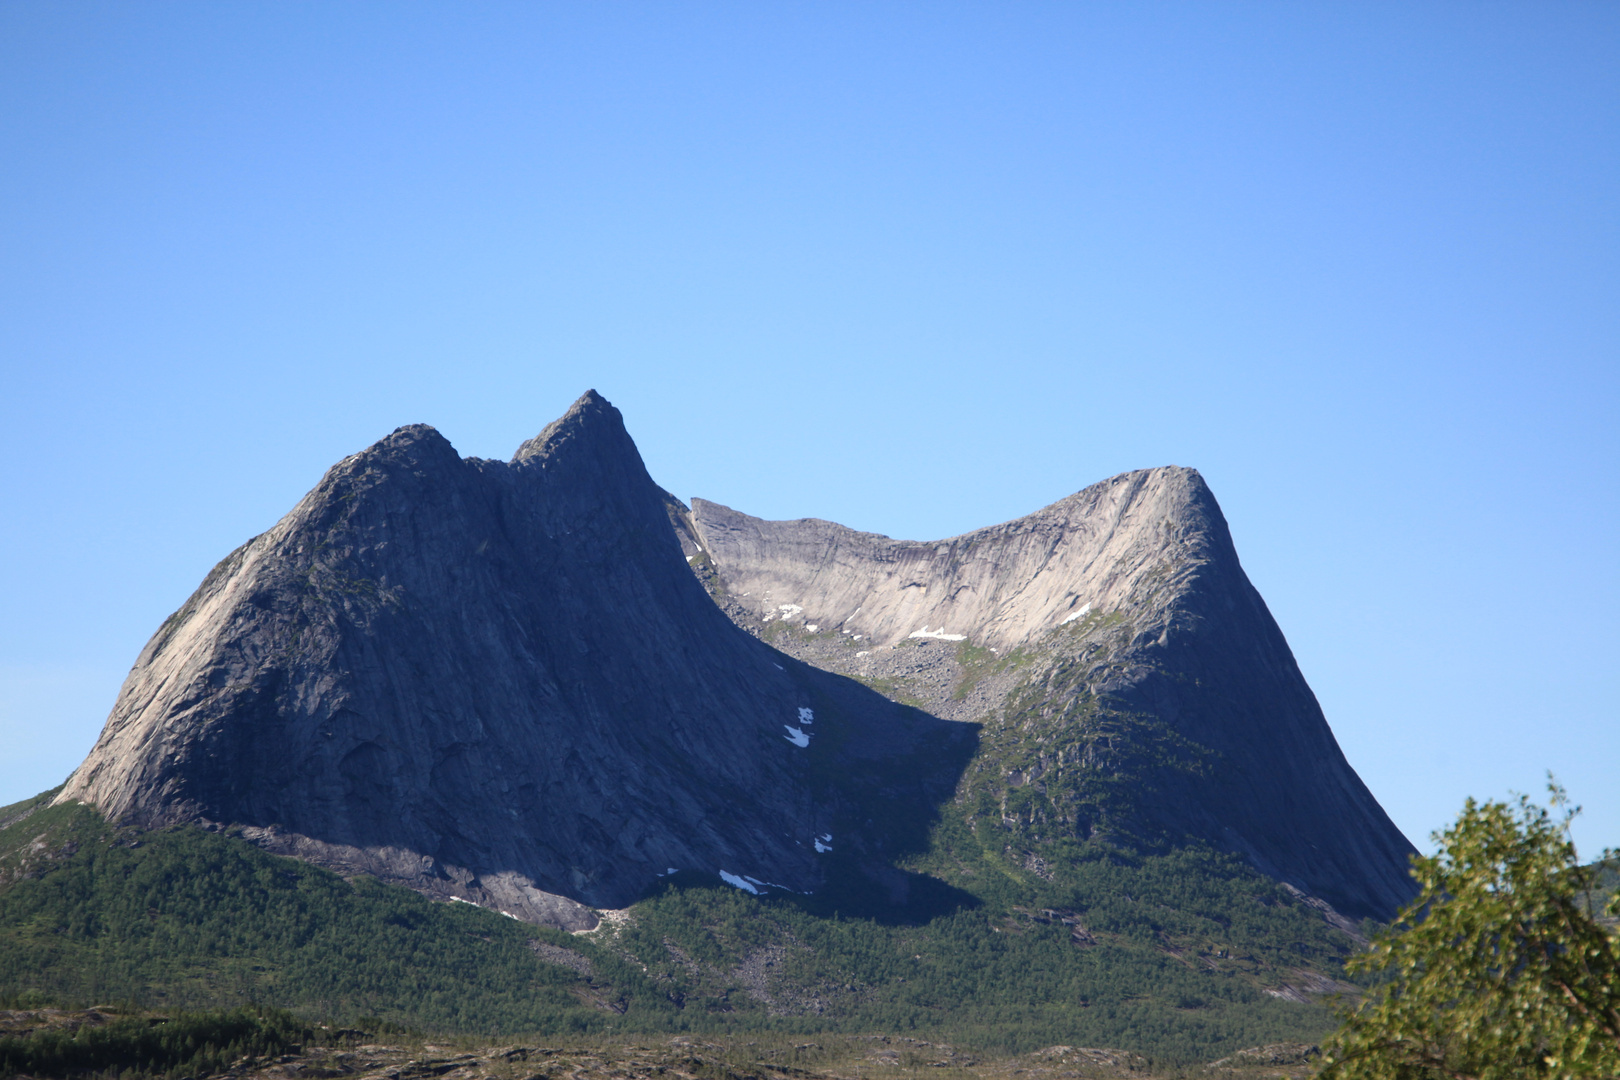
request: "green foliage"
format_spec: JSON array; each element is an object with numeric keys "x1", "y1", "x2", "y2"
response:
[
  {"x1": 0, "y1": 1008, "x2": 308, "y2": 1079},
  {"x1": 607, "y1": 868, "x2": 1343, "y2": 1062},
  {"x1": 951, "y1": 641, "x2": 1018, "y2": 700},
  {"x1": 1319, "y1": 785, "x2": 1620, "y2": 1079},
  {"x1": 905, "y1": 813, "x2": 1351, "y2": 974},
  {"x1": 963, "y1": 654, "x2": 1212, "y2": 848},
  {"x1": 0, "y1": 794, "x2": 1358, "y2": 1063},
  {"x1": 0, "y1": 801, "x2": 661, "y2": 1033}
]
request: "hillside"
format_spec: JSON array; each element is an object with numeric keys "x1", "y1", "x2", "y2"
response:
[
  {"x1": 674, "y1": 470, "x2": 1414, "y2": 922},
  {"x1": 0, "y1": 790, "x2": 1360, "y2": 1065},
  {"x1": 50, "y1": 392, "x2": 969, "y2": 928},
  {"x1": 5, "y1": 390, "x2": 1421, "y2": 1064}
]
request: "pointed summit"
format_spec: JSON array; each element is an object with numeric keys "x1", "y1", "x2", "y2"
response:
[
  {"x1": 508, "y1": 391, "x2": 657, "y2": 509},
  {"x1": 54, "y1": 392, "x2": 960, "y2": 928},
  {"x1": 689, "y1": 465, "x2": 1418, "y2": 919},
  {"x1": 512, "y1": 389, "x2": 631, "y2": 464}
]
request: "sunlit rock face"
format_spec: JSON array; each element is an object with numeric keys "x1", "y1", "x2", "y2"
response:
[
  {"x1": 57, "y1": 391, "x2": 964, "y2": 928},
  {"x1": 57, "y1": 388, "x2": 1414, "y2": 930},
  {"x1": 678, "y1": 469, "x2": 1417, "y2": 922}
]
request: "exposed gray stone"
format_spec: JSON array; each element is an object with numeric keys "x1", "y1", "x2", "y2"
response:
[
  {"x1": 684, "y1": 469, "x2": 1417, "y2": 920},
  {"x1": 53, "y1": 389, "x2": 1414, "y2": 930},
  {"x1": 55, "y1": 391, "x2": 964, "y2": 927}
]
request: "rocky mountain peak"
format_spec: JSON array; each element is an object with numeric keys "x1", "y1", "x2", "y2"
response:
[
  {"x1": 51, "y1": 392, "x2": 1415, "y2": 929},
  {"x1": 685, "y1": 465, "x2": 1417, "y2": 920},
  {"x1": 512, "y1": 388, "x2": 634, "y2": 466},
  {"x1": 689, "y1": 464, "x2": 1237, "y2": 653},
  {"x1": 53, "y1": 392, "x2": 965, "y2": 929}
]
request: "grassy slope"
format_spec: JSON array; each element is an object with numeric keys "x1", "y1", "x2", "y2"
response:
[{"x1": 0, "y1": 783, "x2": 1359, "y2": 1065}]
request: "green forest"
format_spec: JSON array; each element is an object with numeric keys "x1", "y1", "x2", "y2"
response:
[{"x1": 0, "y1": 786, "x2": 1358, "y2": 1067}]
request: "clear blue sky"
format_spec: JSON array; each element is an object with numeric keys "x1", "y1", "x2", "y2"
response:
[{"x1": 2, "y1": 2, "x2": 1616, "y2": 858}]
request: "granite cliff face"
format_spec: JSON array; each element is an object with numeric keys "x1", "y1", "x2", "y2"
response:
[
  {"x1": 55, "y1": 391, "x2": 1413, "y2": 932},
  {"x1": 674, "y1": 470, "x2": 1416, "y2": 921},
  {"x1": 55, "y1": 392, "x2": 967, "y2": 929}
]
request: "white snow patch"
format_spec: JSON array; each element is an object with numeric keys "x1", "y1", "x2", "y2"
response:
[
  {"x1": 908, "y1": 626, "x2": 967, "y2": 642},
  {"x1": 805, "y1": 624, "x2": 819, "y2": 632},
  {"x1": 852, "y1": 634, "x2": 863, "y2": 641},
  {"x1": 797, "y1": 707, "x2": 814, "y2": 724},
  {"x1": 1061, "y1": 602, "x2": 1093, "y2": 625},
  {"x1": 783, "y1": 726, "x2": 810, "y2": 747},
  {"x1": 773, "y1": 663, "x2": 784, "y2": 671},
  {"x1": 746, "y1": 874, "x2": 796, "y2": 892},
  {"x1": 503, "y1": 911, "x2": 518, "y2": 919},
  {"x1": 686, "y1": 555, "x2": 695, "y2": 562},
  {"x1": 856, "y1": 651, "x2": 870, "y2": 657},
  {"x1": 814, "y1": 833, "x2": 833, "y2": 853},
  {"x1": 450, "y1": 897, "x2": 478, "y2": 906},
  {"x1": 719, "y1": 871, "x2": 760, "y2": 894},
  {"x1": 717, "y1": 872, "x2": 795, "y2": 895},
  {"x1": 658, "y1": 868, "x2": 679, "y2": 876},
  {"x1": 779, "y1": 604, "x2": 803, "y2": 617}
]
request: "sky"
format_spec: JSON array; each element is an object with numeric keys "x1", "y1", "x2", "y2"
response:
[{"x1": 2, "y1": 2, "x2": 1616, "y2": 859}]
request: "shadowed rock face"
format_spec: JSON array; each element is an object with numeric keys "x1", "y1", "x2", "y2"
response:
[
  {"x1": 680, "y1": 470, "x2": 1418, "y2": 921},
  {"x1": 55, "y1": 392, "x2": 968, "y2": 928},
  {"x1": 55, "y1": 391, "x2": 1413, "y2": 928}
]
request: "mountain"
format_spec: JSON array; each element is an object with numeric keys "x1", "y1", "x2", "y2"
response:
[
  {"x1": 51, "y1": 391, "x2": 968, "y2": 929},
  {"x1": 48, "y1": 389, "x2": 1412, "y2": 938},
  {"x1": 7, "y1": 390, "x2": 1430, "y2": 1059},
  {"x1": 671, "y1": 469, "x2": 1416, "y2": 921}
]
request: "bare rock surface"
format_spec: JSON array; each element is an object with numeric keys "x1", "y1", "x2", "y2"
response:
[
  {"x1": 51, "y1": 387, "x2": 1412, "y2": 930},
  {"x1": 680, "y1": 470, "x2": 1417, "y2": 920},
  {"x1": 55, "y1": 392, "x2": 967, "y2": 927},
  {"x1": 684, "y1": 469, "x2": 1223, "y2": 652}
]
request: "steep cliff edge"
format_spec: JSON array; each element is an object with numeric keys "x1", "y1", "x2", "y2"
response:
[
  {"x1": 50, "y1": 390, "x2": 1412, "y2": 932},
  {"x1": 54, "y1": 392, "x2": 968, "y2": 929},
  {"x1": 679, "y1": 469, "x2": 1416, "y2": 921},
  {"x1": 685, "y1": 468, "x2": 1219, "y2": 653}
]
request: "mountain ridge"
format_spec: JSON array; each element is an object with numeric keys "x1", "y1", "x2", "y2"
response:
[
  {"x1": 682, "y1": 464, "x2": 1223, "y2": 651},
  {"x1": 675, "y1": 467, "x2": 1415, "y2": 921},
  {"x1": 50, "y1": 389, "x2": 1412, "y2": 931},
  {"x1": 53, "y1": 391, "x2": 969, "y2": 928}
]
